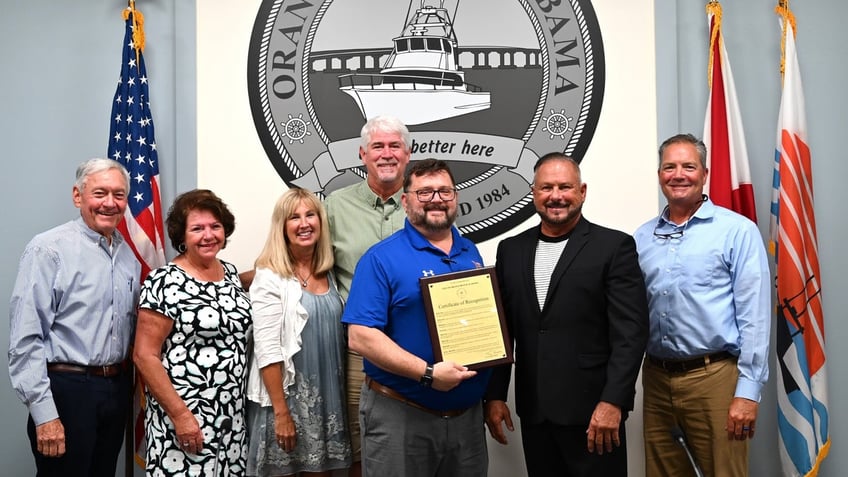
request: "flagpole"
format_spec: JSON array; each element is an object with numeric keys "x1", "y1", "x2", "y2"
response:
[
  {"x1": 121, "y1": 3, "x2": 147, "y2": 476},
  {"x1": 123, "y1": 1, "x2": 134, "y2": 472}
]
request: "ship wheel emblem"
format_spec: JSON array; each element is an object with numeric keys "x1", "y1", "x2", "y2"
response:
[
  {"x1": 542, "y1": 109, "x2": 573, "y2": 140},
  {"x1": 281, "y1": 114, "x2": 311, "y2": 144}
]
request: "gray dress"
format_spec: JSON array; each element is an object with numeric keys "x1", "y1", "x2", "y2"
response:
[{"x1": 246, "y1": 273, "x2": 351, "y2": 476}]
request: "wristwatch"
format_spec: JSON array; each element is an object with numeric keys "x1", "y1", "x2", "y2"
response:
[{"x1": 419, "y1": 364, "x2": 434, "y2": 387}]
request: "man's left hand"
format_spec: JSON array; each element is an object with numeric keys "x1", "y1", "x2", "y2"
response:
[
  {"x1": 586, "y1": 401, "x2": 621, "y2": 455},
  {"x1": 727, "y1": 397, "x2": 758, "y2": 440}
]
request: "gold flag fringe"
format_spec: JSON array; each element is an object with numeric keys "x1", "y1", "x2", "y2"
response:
[
  {"x1": 775, "y1": 0, "x2": 797, "y2": 81},
  {"x1": 123, "y1": 0, "x2": 146, "y2": 65},
  {"x1": 706, "y1": 0, "x2": 722, "y2": 89}
]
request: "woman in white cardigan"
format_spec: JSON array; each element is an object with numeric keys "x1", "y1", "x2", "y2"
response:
[{"x1": 246, "y1": 188, "x2": 351, "y2": 477}]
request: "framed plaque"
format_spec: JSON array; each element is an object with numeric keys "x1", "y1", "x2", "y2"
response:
[{"x1": 419, "y1": 267, "x2": 513, "y2": 370}]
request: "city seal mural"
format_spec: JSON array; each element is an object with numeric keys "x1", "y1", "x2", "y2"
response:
[{"x1": 248, "y1": 0, "x2": 605, "y2": 242}]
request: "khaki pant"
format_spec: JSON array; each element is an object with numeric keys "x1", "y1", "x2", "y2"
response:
[
  {"x1": 347, "y1": 349, "x2": 365, "y2": 462},
  {"x1": 643, "y1": 357, "x2": 749, "y2": 477}
]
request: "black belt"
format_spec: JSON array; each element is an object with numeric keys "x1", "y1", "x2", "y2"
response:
[
  {"x1": 647, "y1": 351, "x2": 735, "y2": 374},
  {"x1": 365, "y1": 377, "x2": 469, "y2": 418},
  {"x1": 47, "y1": 361, "x2": 129, "y2": 377}
]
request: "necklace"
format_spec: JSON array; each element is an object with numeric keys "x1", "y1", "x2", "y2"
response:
[{"x1": 295, "y1": 269, "x2": 312, "y2": 288}]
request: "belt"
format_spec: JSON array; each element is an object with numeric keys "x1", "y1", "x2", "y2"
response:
[
  {"x1": 47, "y1": 361, "x2": 129, "y2": 377},
  {"x1": 647, "y1": 351, "x2": 735, "y2": 374},
  {"x1": 365, "y1": 377, "x2": 469, "y2": 418}
]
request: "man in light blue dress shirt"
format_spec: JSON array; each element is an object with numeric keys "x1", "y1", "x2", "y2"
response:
[
  {"x1": 8, "y1": 158, "x2": 140, "y2": 477},
  {"x1": 634, "y1": 134, "x2": 770, "y2": 477}
]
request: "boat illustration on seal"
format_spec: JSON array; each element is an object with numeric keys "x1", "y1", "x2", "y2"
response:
[{"x1": 338, "y1": 0, "x2": 491, "y2": 125}]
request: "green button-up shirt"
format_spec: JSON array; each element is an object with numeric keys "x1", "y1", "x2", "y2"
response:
[{"x1": 325, "y1": 181, "x2": 406, "y2": 299}]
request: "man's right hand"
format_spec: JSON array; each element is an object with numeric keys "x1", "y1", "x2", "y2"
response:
[
  {"x1": 484, "y1": 399, "x2": 514, "y2": 445},
  {"x1": 431, "y1": 361, "x2": 477, "y2": 392},
  {"x1": 36, "y1": 418, "x2": 65, "y2": 457}
]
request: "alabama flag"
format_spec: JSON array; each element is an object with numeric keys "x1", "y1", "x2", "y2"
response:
[
  {"x1": 703, "y1": 3, "x2": 757, "y2": 222},
  {"x1": 771, "y1": 8, "x2": 830, "y2": 477}
]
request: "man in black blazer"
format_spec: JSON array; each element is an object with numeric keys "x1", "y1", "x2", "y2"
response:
[{"x1": 484, "y1": 153, "x2": 649, "y2": 476}]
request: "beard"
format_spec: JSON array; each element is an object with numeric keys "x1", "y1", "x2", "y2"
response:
[
  {"x1": 409, "y1": 203, "x2": 457, "y2": 233},
  {"x1": 537, "y1": 200, "x2": 582, "y2": 227}
]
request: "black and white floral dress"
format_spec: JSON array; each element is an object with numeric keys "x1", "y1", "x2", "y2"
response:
[{"x1": 139, "y1": 261, "x2": 251, "y2": 476}]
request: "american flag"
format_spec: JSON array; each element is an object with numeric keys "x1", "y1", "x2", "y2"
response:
[
  {"x1": 106, "y1": 4, "x2": 165, "y2": 468},
  {"x1": 702, "y1": 1, "x2": 757, "y2": 223},
  {"x1": 771, "y1": 6, "x2": 830, "y2": 476},
  {"x1": 107, "y1": 5, "x2": 166, "y2": 279}
]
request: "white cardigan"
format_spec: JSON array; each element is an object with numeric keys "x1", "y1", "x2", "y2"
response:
[{"x1": 246, "y1": 268, "x2": 309, "y2": 407}]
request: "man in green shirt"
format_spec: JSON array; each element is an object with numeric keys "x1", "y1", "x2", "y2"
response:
[{"x1": 324, "y1": 115, "x2": 411, "y2": 477}]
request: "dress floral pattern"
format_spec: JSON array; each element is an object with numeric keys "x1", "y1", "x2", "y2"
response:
[{"x1": 140, "y1": 261, "x2": 251, "y2": 476}]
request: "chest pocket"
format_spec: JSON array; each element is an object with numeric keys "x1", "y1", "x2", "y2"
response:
[{"x1": 678, "y1": 252, "x2": 725, "y2": 289}]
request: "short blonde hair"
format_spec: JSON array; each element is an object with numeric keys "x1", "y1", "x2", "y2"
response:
[{"x1": 254, "y1": 188, "x2": 333, "y2": 277}]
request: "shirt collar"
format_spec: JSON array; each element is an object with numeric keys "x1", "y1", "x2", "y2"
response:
[
  {"x1": 404, "y1": 219, "x2": 467, "y2": 257},
  {"x1": 355, "y1": 180, "x2": 403, "y2": 208},
  {"x1": 74, "y1": 216, "x2": 125, "y2": 248},
  {"x1": 660, "y1": 196, "x2": 716, "y2": 227}
]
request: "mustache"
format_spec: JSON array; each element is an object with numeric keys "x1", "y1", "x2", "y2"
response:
[
  {"x1": 424, "y1": 204, "x2": 449, "y2": 212},
  {"x1": 544, "y1": 201, "x2": 568, "y2": 208}
]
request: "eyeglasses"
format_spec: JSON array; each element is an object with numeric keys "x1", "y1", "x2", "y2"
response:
[
  {"x1": 410, "y1": 188, "x2": 456, "y2": 202},
  {"x1": 653, "y1": 227, "x2": 684, "y2": 240},
  {"x1": 652, "y1": 214, "x2": 684, "y2": 240}
]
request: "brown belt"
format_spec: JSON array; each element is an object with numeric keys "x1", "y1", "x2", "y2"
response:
[
  {"x1": 647, "y1": 351, "x2": 735, "y2": 374},
  {"x1": 365, "y1": 377, "x2": 469, "y2": 418},
  {"x1": 47, "y1": 361, "x2": 128, "y2": 377}
]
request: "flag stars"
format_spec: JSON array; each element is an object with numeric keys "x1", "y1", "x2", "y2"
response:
[
  {"x1": 127, "y1": 115, "x2": 134, "y2": 124},
  {"x1": 136, "y1": 136, "x2": 147, "y2": 147},
  {"x1": 114, "y1": 114, "x2": 122, "y2": 123},
  {"x1": 125, "y1": 133, "x2": 133, "y2": 143},
  {"x1": 127, "y1": 96, "x2": 135, "y2": 105},
  {"x1": 128, "y1": 77, "x2": 136, "y2": 87},
  {"x1": 129, "y1": 58, "x2": 136, "y2": 68},
  {"x1": 141, "y1": 75, "x2": 148, "y2": 84},
  {"x1": 134, "y1": 173, "x2": 145, "y2": 184},
  {"x1": 134, "y1": 191, "x2": 144, "y2": 203},
  {"x1": 114, "y1": 132, "x2": 122, "y2": 142},
  {"x1": 135, "y1": 155, "x2": 146, "y2": 165},
  {"x1": 112, "y1": 151, "x2": 122, "y2": 160}
]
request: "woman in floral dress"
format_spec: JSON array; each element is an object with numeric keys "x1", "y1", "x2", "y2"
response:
[{"x1": 134, "y1": 189, "x2": 251, "y2": 476}]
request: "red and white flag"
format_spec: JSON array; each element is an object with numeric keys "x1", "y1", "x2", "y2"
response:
[{"x1": 703, "y1": 3, "x2": 757, "y2": 222}]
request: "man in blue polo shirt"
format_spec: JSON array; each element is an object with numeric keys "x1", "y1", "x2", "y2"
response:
[{"x1": 343, "y1": 158, "x2": 491, "y2": 476}]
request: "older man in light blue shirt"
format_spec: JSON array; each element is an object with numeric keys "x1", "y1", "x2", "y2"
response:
[
  {"x1": 8, "y1": 158, "x2": 140, "y2": 477},
  {"x1": 634, "y1": 134, "x2": 770, "y2": 477}
]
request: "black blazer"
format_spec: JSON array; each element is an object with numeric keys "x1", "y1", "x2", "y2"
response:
[{"x1": 486, "y1": 216, "x2": 649, "y2": 426}]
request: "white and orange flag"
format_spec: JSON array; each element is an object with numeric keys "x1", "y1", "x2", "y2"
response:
[
  {"x1": 703, "y1": 1, "x2": 757, "y2": 222},
  {"x1": 770, "y1": 4, "x2": 830, "y2": 476}
]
